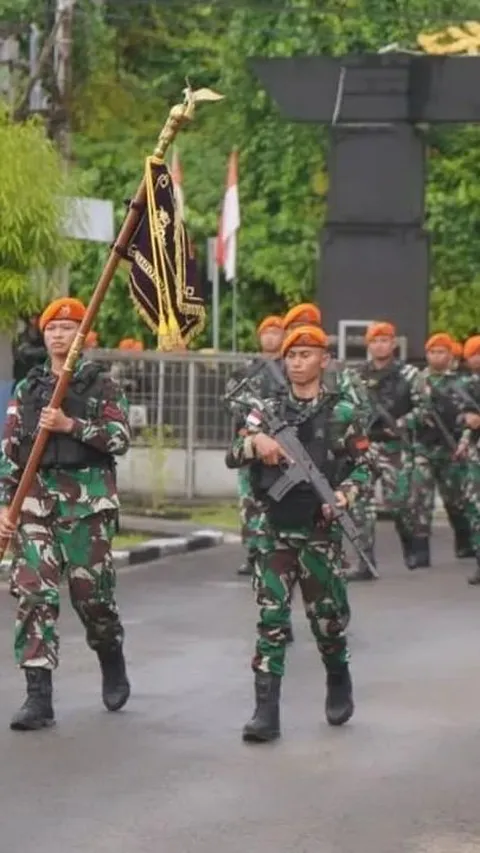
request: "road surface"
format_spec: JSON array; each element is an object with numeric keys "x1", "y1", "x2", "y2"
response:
[{"x1": 0, "y1": 522, "x2": 479, "y2": 853}]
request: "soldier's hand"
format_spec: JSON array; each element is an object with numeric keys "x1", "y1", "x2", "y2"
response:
[
  {"x1": 252, "y1": 432, "x2": 289, "y2": 466},
  {"x1": 39, "y1": 407, "x2": 74, "y2": 434},
  {"x1": 454, "y1": 440, "x2": 469, "y2": 460},
  {"x1": 0, "y1": 508, "x2": 16, "y2": 540},
  {"x1": 465, "y1": 413, "x2": 480, "y2": 430},
  {"x1": 321, "y1": 491, "x2": 348, "y2": 520}
]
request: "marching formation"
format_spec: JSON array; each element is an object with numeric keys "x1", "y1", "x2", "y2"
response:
[
  {"x1": 1, "y1": 294, "x2": 480, "y2": 743},
  {"x1": 224, "y1": 305, "x2": 480, "y2": 742}
]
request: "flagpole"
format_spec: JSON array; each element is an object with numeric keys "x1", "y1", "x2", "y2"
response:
[
  {"x1": 207, "y1": 237, "x2": 220, "y2": 350},
  {"x1": 231, "y1": 278, "x2": 237, "y2": 352}
]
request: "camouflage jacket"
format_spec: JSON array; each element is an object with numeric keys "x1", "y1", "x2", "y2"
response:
[
  {"x1": 405, "y1": 367, "x2": 471, "y2": 450},
  {"x1": 0, "y1": 358, "x2": 131, "y2": 519},
  {"x1": 226, "y1": 386, "x2": 371, "y2": 512},
  {"x1": 224, "y1": 357, "x2": 286, "y2": 423},
  {"x1": 346, "y1": 359, "x2": 420, "y2": 448}
]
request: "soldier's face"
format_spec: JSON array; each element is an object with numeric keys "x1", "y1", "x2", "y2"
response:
[
  {"x1": 467, "y1": 354, "x2": 480, "y2": 372},
  {"x1": 43, "y1": 320, "x2": 80, "y2": 358},
  {"x1": 368, "y1": 336, "x2": 395, "y2": 360},
  {"x1": 426, "y1": 347, "x2": 451, "y2": 371},
  {"x1": 259, "y1": 327, "x2": 283, "y2": 354},
  {"x1": 285, "y1": 346, "x2": 328, "y2": 385}
]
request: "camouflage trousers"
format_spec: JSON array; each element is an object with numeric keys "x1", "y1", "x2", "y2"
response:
[
  {"x1": 409, "y1": 446, "x2": 480, "y2": 547},
  {"x1": 10, "y1": 509, "x2": 124, "y2": 670},
  {"x1": 238, "y1": 468, "x2": 263, "y2": 553},
  {"x1": 253, "y1": 523, "x2": 349, "y2": 677},
  {"x1": 349, "y1": 442, "x2": 414, "y2": 551}
]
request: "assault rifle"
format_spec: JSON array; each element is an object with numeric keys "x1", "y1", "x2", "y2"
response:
[
  {"x1": 224, "y1": 362, "x2": 378, "y2": 577},
  {"x1": 423, "y1": 386, "x2": 459, "y2": 453},
  {"x1": 366, "y1": 393, "x2": 412, "y2": 449},
  {"x1": 451, "y1": 381, "x2": 480, "y2": 416}
]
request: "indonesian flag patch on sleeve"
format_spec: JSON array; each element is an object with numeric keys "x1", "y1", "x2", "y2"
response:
[{"x1": 246, "y1": 409, "x2": 262, "y2": 429}]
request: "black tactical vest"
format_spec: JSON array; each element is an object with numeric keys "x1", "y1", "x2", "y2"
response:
[
  {"x1": 250, "y1": 396, "x2": 341, "y2": 527},
  {"x1": 417, "y1": 375, "x2": 463, "y2": 446},
  {"x1": 360, "y1": 361, "x2": 411, "y2": 441},
  {"x1": 17, "y1": 362, "x2": 115, "y2": 471}
]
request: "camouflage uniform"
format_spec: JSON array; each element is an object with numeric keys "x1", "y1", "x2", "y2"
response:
[
  {"x1": 407, "y1": 369, "x2": 480, "y2": 581},
  {"x1": 346, "y1": 359, "x2": 421, "y2": 576},
  {"x1": 0, "y1": 358, "x2": 131, "y2": 729},
  {"x1": 226, "y1": 384, "x2": 371, "y2": 740}
]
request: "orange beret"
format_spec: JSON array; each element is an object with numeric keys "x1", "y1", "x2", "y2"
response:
[
  {"x1": 463, "y1": 336, "x2": 480, "y2": 359},
  {"x1": 39, "y1": 297, "x2": 86, "y2": 332},
  {"x1": 365, "y1": 322, "x2": 396, "y2": 344},
  {"x1": 425, "y1": 333, "x2": 453, "y2": 352},
  {"x1": 257, "y1": 315, "x2": 284, "y2": 335},
  {"x1": 281, "y1": 324, "x2": 328, "y2": 356},
  {"x1": 450, "y1": 340, "x2": 463, "y2": 359},
  {"x1": 118, "y1": 338, "x2": 144, "y2": 352},
  {"x1": 282, "y1": 303, "x2": 321, "y2": 330}
]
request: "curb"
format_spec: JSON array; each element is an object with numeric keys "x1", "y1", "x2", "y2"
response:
[
  {"x1": 113, "y1": 528, "x2": 226, "y2": 569},
  {"x1": 0, "y1": 528, "x2": 227, "y2": 577}
]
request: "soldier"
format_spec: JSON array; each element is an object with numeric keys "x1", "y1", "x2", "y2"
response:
[
  {"x1": 237, "y1": 315, "x2": 285, "y2": 577},
  {"x1": 0, "y1": 297, "x2": 131, "y2": 731},
  {"x1": 282, "y1": 302, "x2": 322, "y2": 331},
  {"x1": 458, "y1": 337, "x2": 480, "y2": 581},
  {"x1": 226, "y1": 324, "x2": 370, "y2": 742},
  {"x1": 463, "y1": 336, "x2": 480, "y2": 377},
  {"x1": 347, "y1": 322, "x2": 421, "y2": 580},
  {"x1": 12, "y1": 314, "x2": 47, "y2": 387},
  {"x1": 406, "y1": 333, "x2": 480, "y2": 575}
]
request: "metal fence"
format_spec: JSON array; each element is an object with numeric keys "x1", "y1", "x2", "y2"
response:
[
  {"x1": 90, "y1": 336, "x2": 408, "y2": 450},
  {"x1": 91, "y1": 349, "x2": 246, "y2": 449}
]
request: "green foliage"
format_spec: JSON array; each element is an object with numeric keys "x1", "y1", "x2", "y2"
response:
[
  {"x1": 5, "y1": 0, "x2": 480, "y2": 345},
  {"x1": 0, "y1": 107, "x2": 77, "y2": 329}
]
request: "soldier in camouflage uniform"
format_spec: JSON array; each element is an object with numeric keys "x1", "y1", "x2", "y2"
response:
[
  {"x1": 406, "y1": 333, "x2": 480, "y2": 583},
  {"x1": 345, "y1": 322, "x2": 422, "y2": 580},
  {"x1": 226, "y1": 324, "x2": 371, "y2": 743},
  {"x1": 0, "y1": 298, "x2": 131, "y2": 731},
  {"x1": 458, "y1": 336, "x2": 480, "y2": 581},
  {"x1": 231, "y1": 304, "x2": 323, "y2": 575}
]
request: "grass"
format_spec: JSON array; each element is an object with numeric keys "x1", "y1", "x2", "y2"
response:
[
  {"x1": 113, "y1": 533, "x2": 148, "y2": 550},
  {"x1": 186, "y1": 503, "x2": 239, "y2": 530}
]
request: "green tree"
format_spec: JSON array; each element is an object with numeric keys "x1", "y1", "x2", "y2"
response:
[{"x1": 0, "y1": 107, "x2": 76, "y2": 330}]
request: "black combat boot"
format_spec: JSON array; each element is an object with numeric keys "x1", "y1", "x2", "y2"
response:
[
  {"x1": 242, "y1": 672, "x2": 281, "y2": 743},
  {"x1": 410, "y1": 537, "x2": 431, "y2": 569},
  {"x1": 468, "y1": 554, "x2": 480, "y2": 585},
  {"x1": 445, "y1": 508, "x2": 474, "y2": 558},
  {"x1": 97, "y1": 644, "x2": 130, "y2": 711},
  {"x1": 454, "y1": 524, "x2": 474, "y2": 559},
  {"x1": 237, "y1": 550, "x2": 256, "y2": 577},
  {"x1": 10, "y1": 668, "x2": 55, "y2": 731},
  {"x1": 347, "y1": 547, "x2": 377, "y2": 581},
  {"x1": 325, "y1": 663, "x2": 354, "y2": 726}
]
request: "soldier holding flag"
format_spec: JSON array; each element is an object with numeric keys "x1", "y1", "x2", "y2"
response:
[{"x1": 0, "y1": 298, "x2": 131, "y2": 731}]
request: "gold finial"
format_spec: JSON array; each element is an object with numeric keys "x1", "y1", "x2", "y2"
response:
[{"x1": 154, "y1": 85, "x2": 224, "y2": 158}]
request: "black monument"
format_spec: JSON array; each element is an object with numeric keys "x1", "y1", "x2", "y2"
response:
[{"x1": 252, "y1": 54, "x2": 480, "y2": 359}]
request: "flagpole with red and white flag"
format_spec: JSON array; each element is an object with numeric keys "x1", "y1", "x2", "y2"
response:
[
  {"x1": 171, "y1": 146, "x2": 185, "y2": 222},
  {"x1": 217, "y1": 149, "x2": 240, "y2": 351}
]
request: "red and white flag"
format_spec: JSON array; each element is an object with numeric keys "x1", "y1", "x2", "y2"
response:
[
  {"x1": 171, "y1": 146, "x2": 185, "y2": 221},
  {"x1": 216, "y1": 149, "x2": 240, "y2": 282}
]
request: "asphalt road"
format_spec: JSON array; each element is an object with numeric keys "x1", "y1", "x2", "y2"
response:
[{"x1": 0, "y1": 522, "x2": 480, "y2": 853}]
